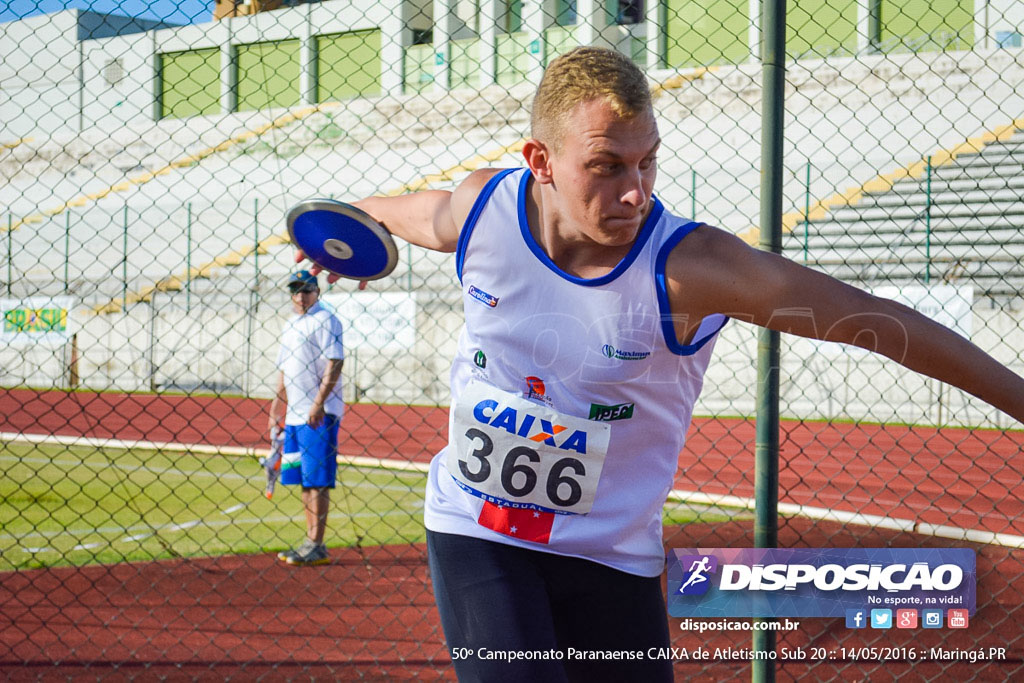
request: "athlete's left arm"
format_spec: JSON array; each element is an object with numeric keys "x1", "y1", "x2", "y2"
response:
[
  {"x1": 309, "y1": 358, "x2": 343, "y2": 428},
  {"x1": 664, "y1": 224, "x2": 1024, "y2": 424}
]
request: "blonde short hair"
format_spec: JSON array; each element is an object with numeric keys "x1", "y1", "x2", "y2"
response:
[{"x1": 530, "y1": 46, "x2": 652, "y2": 150}]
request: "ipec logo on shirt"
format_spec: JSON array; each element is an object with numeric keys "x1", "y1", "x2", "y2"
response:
[
  {"x1": 525, "y1": 376, "x2": 545, "y2": 397},
  {"x1": 473, "y1": 350, "x2": 486, "y2": 368},
  {"x1": 677, "y1": 555, "x2": 718, "y2": 595},
  {"x1": 589, "y1": 402, "x2": 635, "y2": 421},
  {"x1": 468, "y1": 285, "x2": 499, "y2": 308}
]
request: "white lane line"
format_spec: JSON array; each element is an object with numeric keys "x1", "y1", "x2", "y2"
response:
[
  {"x1": 9, "y1": 426, "x2": 1023, "y2": 549},
  {"x1": 18, "y1": 503, "x2": 423, "y2": 555},
  {"x1": 1, "y1": 431, "x2": 261, "y2": 457},
  {"x1": 667, "y1": 490, "x2": 1024, "y2": 549},
  {"x1": 1, "y1": 455, "x2": 425, "y2": 492},
  {"x1": 1, "y1": 431, "x2": 433, "y2": 477},
  {"x1": 1, "y1": 454, "x2": 250, "y2": 482}
]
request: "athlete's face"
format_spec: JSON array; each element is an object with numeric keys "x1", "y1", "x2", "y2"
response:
[
  {"x1": 290, "y1": 286, "x2": 319, "y2": 314},
  {"x1": 545, "y1": 99, "x2": 660, "y2": 246}
]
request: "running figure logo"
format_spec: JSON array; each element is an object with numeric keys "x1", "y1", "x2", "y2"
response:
[{"x1": 677, "y1": 554, "x2": 718, "y2": 595}]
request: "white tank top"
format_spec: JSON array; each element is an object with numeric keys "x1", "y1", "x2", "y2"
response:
[{"x1": 424, "y1": 168, "x2": 726, "y2": 576}]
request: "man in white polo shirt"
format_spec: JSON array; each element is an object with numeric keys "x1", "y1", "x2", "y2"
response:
[{"x1": 269, "y1": 269, "x2": 345, "y2": 566}]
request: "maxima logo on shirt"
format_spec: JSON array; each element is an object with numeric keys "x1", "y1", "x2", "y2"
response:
[
  {"x1": 601, "y1": 344, "x2": 650, "y2": 361},
  {"x1": 468, "y1": 285, "x2": 499, "y2": 308}
]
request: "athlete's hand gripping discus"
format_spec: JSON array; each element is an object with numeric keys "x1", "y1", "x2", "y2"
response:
[{"x1": 286, "y1": 199, "x2": 398, "y2": 281}]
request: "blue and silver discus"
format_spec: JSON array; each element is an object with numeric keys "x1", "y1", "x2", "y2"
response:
[{"x1": 286, "y1": 199, "x2": 398, "y2": 281}]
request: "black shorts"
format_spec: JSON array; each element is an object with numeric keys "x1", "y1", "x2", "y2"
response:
[{"x1": 426, "y1": 530, "x2": 673, "y2": 683}]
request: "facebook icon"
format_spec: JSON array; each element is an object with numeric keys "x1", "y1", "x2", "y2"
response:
[{"x1": 845, "y1": 609, "x2": 866, "y2": 629}]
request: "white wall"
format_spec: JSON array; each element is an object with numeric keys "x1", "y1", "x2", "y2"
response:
[{"x1": 0, "y1": 11, "x2": 82, "y2": 139}]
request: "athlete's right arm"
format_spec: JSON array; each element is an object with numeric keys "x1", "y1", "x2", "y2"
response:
[
  {"x1": 297, "y1": 169, "x2": 504, "y2": 279},
  {"x1": 354, "y1": 168, "x2": 504, "y2": 253}
]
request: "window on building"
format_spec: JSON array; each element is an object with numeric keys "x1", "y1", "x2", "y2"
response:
[
  {"x1": 556, "y1": 0, "x2": 577, "y2": 26},
  {"x1": 616, "y1": 0, "x2": 642, "y2": 25},
  {"x1": 103, "y1": 58, "x2": 125, "y2": 87},
  {"x1": 455, "y1": 0, "x2": 480, "y2": 34},
  {"x1": 502, "y1": 0, "x2": 523, "y2": 33}
]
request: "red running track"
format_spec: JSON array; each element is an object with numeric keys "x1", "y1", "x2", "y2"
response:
[
  {"x1": 3, "y1": 388, "x2": 1021, "y2": 538},
  {"x1": 2, "y1": 389, "x2": 1022, "y2": 678},
  {"x1": 1, "y1": 519, "x2": 1020, "y2": 679}
]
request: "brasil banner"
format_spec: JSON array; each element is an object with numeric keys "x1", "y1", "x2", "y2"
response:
[{"x1": 1, "y1": 297, "x2": 78, "y2": 348}]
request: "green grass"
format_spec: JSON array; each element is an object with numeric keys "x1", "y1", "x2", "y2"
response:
[
  {"x1": 662, "y1": 500, "x2": 752, "y2": 527},
  {"x1": 0, "y1": 440, "x2": 428, "y2": 571},
  {"x1": 0, "y1": 439, "x2": 737, "y2": 572}
]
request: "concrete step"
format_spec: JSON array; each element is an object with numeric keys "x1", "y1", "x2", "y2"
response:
[
  {"x1": 884, "y1": 174, "x2": 1024, "y2": 195},
  {"x1": 857, "y1": 187, "x2": 1024, "y2": 209},
  {"x1": 783, "y1": 241, "x2": 1022, "y2": 264},
  {"x1": 826, "y1": 199, "x2": 1024, "y2": 222},
  {"x1": 792, "y1": 218, "x2": 1024, "y2": 241},
  {"x1": 927, "y1": 161, "x2": 1024, "y2": 181},
  {"x1": 953, "y1": 149, "x2": 1024, "y2": 167},
  {"x1": 788, "y1": 264, "x2": 1024, "y2": 296},
  {"x1": 788, "y1": 227, "x2": 1024, "y2": 252}
]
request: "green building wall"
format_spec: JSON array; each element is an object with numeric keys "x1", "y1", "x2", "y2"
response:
[
  {"x1": 317, "y1": 30, "x2": 383, "y2": 101},
  {"x1": 158, "y1": 48, "x2": 220, "y2": 119},
  {"x1": 882, "y1": 0, "x2": 974, "y2": 51},
  {"x1": 666, "y1": 0, "x2": 750, "y2": 69},
  {"x1": 787, "y1": 0, "x2": 859, "y2": 58},
  {"x1": 154, "y1": 1, "x2": 980, "y2": 117},
  {"x1": 236, "y1": 39, "x2": 301, "y2": 112}
]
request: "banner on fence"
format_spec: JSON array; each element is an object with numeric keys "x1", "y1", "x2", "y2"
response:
[
  {"x1": 321, "y1": 292, "x2": 417, "y2": 351},
  {"x1": 1, "y1": 297, "x2": 79, "y2": 348}
]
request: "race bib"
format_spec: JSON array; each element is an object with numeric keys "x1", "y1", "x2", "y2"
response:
[{"x1": 446, "y1": 379, "x2": 611, "y2": 515}]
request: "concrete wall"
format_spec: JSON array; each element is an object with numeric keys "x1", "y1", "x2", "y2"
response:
[
  {"x1": 1, "y1": 11, "x2": 83, "y2": 139},
  {"x1": 5, "y1": 3, "x2": 1024, "y2": 139},
  {"x1": 4, "y1": 9, "x2": 1024, "y2": 429}
]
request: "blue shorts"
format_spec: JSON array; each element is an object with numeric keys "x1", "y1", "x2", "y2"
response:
[{"x1": 280, "y1": 415, "x2": 339, "y2": 488}]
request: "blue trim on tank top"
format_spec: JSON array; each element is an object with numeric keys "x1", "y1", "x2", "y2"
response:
[
  {"x1": 456, "y1": 168, "x2": 518, "y2": 283},
  {"x1": 515, "y1": 169, "x2": 665, "y2": 287},
  {"x1": 654, "y1": 222, "x2": 729, "y2": 356}
]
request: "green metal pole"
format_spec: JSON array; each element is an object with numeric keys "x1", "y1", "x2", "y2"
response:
[
  {"x1": 754, "y1": 0, "x2": 786, "y2": 680},
  {"x1": 925, "y1": 156, "x2": 932, "y2": 285},
  {"x1": 7, "y1": 215, "x2": 12, "y2": 295},
  {"x1": 254, "y1": 198, "x2": 259, "y2": 279},
  {"x1": 407, "y1": 242, "x2": 413, "y2": 291},
  {"x1": 245, "y1": 198, "x2": 259, "y2": 396},
  {"x1": 867, "y1": 0, "x2": 882, "y2": 53},
  {"x1": 186, "y1": 203, "x2": 192, "y2": 313},
  {"x1": 64, "y1": 212, "x2": 71, "y2": 293},
  {"x1": 122, "y1": 204, "x2": 129, "y2": 308},
  {"x1": 803, "y1": 160, "x2": 811, "y2": 264},
  {"x1": 691, "y1": 169, "x2": 697, "y2": 218}
]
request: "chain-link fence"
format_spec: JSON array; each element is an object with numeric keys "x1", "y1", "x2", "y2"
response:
[{"x1": 1, "y1": 0, "x2": 1022, "y2": 679}]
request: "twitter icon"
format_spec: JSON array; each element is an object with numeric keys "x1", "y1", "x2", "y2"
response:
[{"x1": 870, "y1": 609, "x2": 893, "y2": 629}]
